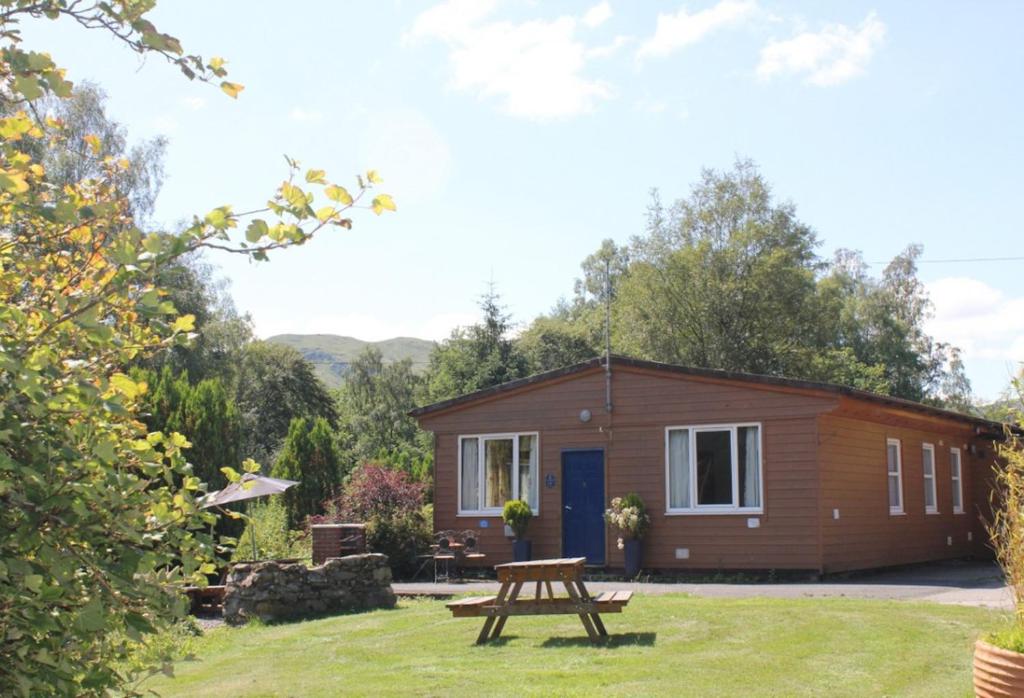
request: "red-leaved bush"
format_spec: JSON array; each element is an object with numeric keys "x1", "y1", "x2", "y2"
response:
[
  {"x1": 312, "y1": 463, "x2": 431, "y2": 577},
  {"x1": 318, "y1": 463, "x2": 426, "y2": 522}
]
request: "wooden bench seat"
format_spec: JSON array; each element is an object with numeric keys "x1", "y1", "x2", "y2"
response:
[
  {"x1": 446, "y1": 595, "x2": 498, "y2": 617},
  {"x1": 594, "y1": 590, "x2": 634, "y2": 607},
  {"x1": 185, "y1": 584, "x2": 226, "y2": 614}
]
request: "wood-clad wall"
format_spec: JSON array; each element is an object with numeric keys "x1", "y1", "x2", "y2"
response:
[
  {"x1": 420, "y1": 366, "x2": 837, "y2": 571},
  {"x1": 417, "y1": 365, "x2": 999, "y2": 573},
  {"x1": 817, "y1": 403, "x2": 992, "y2": 573}
]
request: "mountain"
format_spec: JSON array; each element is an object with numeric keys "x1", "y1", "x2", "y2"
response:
[{"x1": 266, "y1": 334, "x2": 434, "y2": 389}]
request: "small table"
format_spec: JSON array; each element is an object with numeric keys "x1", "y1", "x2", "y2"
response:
[{"x1": 446, "y1": 557, "x2": 632, "y2": 644}]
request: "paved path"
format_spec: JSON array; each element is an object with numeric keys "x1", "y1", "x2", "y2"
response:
[{"x1": 394, "y1": 560, "x2": 1013, "y2": 610}]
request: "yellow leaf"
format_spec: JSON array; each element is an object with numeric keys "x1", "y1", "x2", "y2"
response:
[
  {"x1": 316, "y1": 206, "x2": 336, "y2": 222},
  {"x1": 367, "y1": 169, "x2": 383, "y2": 184},
  {"x1": 110, "y1": 373, "x2": 143, "y2": 399},
  {"x1": 220, "y1": 81, "x2": 244, "y2": 99},
  {"x1": 305, "y1": 169, "x2": 326, "y2": 184},
  {"x1": 172, "y1": 314, "x2": 196, "y2": 333},
  {"x1": 210, "y1": 56, "x2": 226, "y2": 71},
  {"x1": 0, "y1": 171, "x2": 29, "y2": 193},
  {"x1": 371, "y1": 194, "x2": 397, "y2": 215},
  {"x1": 83, "y1": 134, "x2": 101, "y2": 154},
  {"x1": 324, "y1": 184, "x2": 353, "y2": 205}
]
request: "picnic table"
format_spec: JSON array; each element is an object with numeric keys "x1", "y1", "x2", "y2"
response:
[{"x1": 446, "y1": 557, "x2": 633, "y2": 644}]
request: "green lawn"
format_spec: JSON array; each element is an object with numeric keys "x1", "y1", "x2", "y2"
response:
[{"x1": 146, "y1": 595, "x2": 1002, "y2": 697}]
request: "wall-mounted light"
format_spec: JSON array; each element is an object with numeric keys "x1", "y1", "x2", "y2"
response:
[{"x1": 579, "y1": 409, "x2": 592, "y2": 423}]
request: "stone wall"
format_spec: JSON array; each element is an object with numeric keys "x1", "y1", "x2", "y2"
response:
[{"x1": 223, "y1": 553, "x2": 396, "y2": 625}]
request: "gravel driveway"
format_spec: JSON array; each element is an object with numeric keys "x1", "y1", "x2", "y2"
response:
[{"x1": 393, "y1": 559, "x2": 1012, "y2": 610}]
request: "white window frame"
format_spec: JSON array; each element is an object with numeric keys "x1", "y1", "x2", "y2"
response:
[
  {"x1": 887, "y1": 438, "x2": 904, "y2": 515},
  {"x1": 922, "y1": 443, "x2": 938, "y2": 514},
  {"x1": 664, "y1": 422, "x2": 764, "y2": 515},
  {"x1": 950, "y1": 447, "x2": 964, "y2": 515},
  {"x1": 457, "y1": 432, "x2": 540, "y2": 516}
]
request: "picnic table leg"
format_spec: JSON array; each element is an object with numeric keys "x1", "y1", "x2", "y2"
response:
[
  {"x1": 562, "y1": 579, "x2": 601, "y2": 643},
  {"x1": 545, "y1": 581, "x2": 555, "y2": 600},
  {"x1": 490, "y1": 581, "x2": 523, "y2": 640},
  {"x1": 575, "y1": 578, "x2": 607, "y2": 637},
  {"x1": 534, "y1": 581, "x2": 542, "y2": 600},
  {"x1": 477, "y1": 581, "x2": 511, "y2": 644}
]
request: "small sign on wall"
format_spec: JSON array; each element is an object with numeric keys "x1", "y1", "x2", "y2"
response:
[
  {"x1": 479, "y1": 520, "x2": 489, "y2": 528},
  {"x1": 545, "y1": 473, "x2": 557, "y2": 489}
]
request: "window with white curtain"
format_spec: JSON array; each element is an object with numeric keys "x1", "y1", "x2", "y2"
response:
[
  {"x1": 950, "y1": 447, "x2": 964, "y2": 514},
  {"x1": 922, "y1": 443, "x2": 938, "y2": 514},
  {"x1": 666, "y1": 424, "x2": 762, "y2": 513},
  {"x1": 887, "y1": 438, "x2": 903, "y2": 514},
  {"x1": 458, "y1": 433, "x2": 539, "y2": 514}
]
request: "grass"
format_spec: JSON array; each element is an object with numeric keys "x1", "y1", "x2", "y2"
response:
[{"x1": 145, "y1": 595, "x2": 1002, "y2": 697}]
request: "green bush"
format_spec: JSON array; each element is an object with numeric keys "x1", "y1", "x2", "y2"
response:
[
  {"x1": 502, "y1": 499, "x2": 532, "y2": 540},
  {"x1": 232, "y1": 498, "x2": 310, "y2": 563},
  {"x1": 366, "y1": 510, "x2": 432, "y2": 579}
]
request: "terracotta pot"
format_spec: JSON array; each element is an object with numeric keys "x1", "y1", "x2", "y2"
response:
[{"x1": 974, "y1": 639, "x2": 1024, "y2": 697}]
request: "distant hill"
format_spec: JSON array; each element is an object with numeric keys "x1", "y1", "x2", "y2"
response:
[{"x1": 266, "y1": 334, "x2": 434, "y2": 389}]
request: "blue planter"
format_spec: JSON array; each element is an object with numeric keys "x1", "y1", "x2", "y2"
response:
[
  {"x1": 623, "y1": 538, "x2": 643, "y2": 577},
  {"x1": 512, "y1": 539, "x2": 532, "y2": 562}
]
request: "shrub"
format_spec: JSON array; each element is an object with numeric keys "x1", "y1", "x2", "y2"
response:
[
  {"x1": 502, "y1": 500, "x2": 532, "y2": 539},
  {"x1": 317, "y1": 463, "x2": 430, "y2": 577},
  {"x1": 987, "y1": 376, "x2": 1024, "y2": 649},
  {"x1": 232, "y1": 498, "x2": 310, "y2": 563}
]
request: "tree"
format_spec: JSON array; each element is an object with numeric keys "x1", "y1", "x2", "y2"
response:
[
  {"x1": 336, "y1": 347, "x2": 428, "y2": 472},
  {"x1": 4, "y1": 80, "x2": 167, "y2": 221},
  {"x1": 176, "y1": 378, "x2": 242, "y2": 488},
  {"x1": 0, "y1": 3, "x2": 394, "y2": 693},
  {"x1": 235, "y1": 342, "x2": 339, "y2": 465},
  {"x1": 272, "y1": 417, "x2": 343, "y2": 528},
  {"x1": 615, "y1": 160, "x2": 823, "y2": 376},
  {"x1": 148, "y1": 255, "x2": 254, "y2": 385},
  {"x1": 424, "y1": 286, "x2": 530, "y2": 401},
  {"x1": 542, "y1": 160, "x2": 971, "y2": 407},
  {"x1": 516, "y1": 315, "x2": 599, "y2": 373}
]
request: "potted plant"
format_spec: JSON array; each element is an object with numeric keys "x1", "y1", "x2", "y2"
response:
[
  {"x1": 604, "y1": 493, "x2": 650, "y2": 578},
  {"x1": 975, "y1": 392, "x2": 1024, "y2": 697},
  {"x1": 503, "y1": 499, "x2": 533, "y2": 562}
]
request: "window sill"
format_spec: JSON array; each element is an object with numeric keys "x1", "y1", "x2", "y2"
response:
[
  {"x1": 954, "y1": 510, "x2": 965, "y2": 515},
  {"x1": 889, "y1": 511, "x2": 906, "y2": 516},
  {"x1": 665, "y1": 509, "x2": 764, "y2": 516},
  {"x1": 926, "y1": 510, "x2": 940, "y2": 515},
  {"x1": 457, "y1": 512, "x2": 539, "y2": 518}
]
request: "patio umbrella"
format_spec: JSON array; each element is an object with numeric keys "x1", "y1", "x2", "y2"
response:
[{"x1": 200, "y1": 473, "x2": 299, "y2": 561}]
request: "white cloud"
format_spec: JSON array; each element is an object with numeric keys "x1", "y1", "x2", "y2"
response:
[
  {"x1": 408, "y1": 1, "x2": 614, "y2": 119},
  {"x1": 757, "y1": 11, "x2": 886, "y2": 86},
  {"x1": 289, "y1": 107, "x2": 324, "y2": 123},
  {"x1": 256, "y1": 310, "x2": 476, "y2": 342},
  {"x1": 355, "y1": 107, "x2": 453, "y2": 205},
  {"x1": 637, "y1": 0, "x2": 758, "y2": 61},
  {"x1": 926, "y1": 276, "x2": 1024, "y2": 361},
  {"x1": 586, "y1": 35, "x2": 633, "y2": 60},
  {"x1": 181, "y1": 96, "x2": 205, "y2": 110},
  {"x1": 583, "y1": 1, "x2": 613, "y2": 28}
]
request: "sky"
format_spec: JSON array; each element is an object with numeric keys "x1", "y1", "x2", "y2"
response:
[{"x1": 21, "y1": 1, "x2": 1024, "y2": 399}]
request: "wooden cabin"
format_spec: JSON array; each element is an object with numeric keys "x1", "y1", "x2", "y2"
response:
[{"x1": 411, "y1": 356, "x2": 1004, "y2": 574}]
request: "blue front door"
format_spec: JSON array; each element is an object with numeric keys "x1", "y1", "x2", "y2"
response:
[{"x1": 562, "y1": 450, "x2": 605, "y2": 565}]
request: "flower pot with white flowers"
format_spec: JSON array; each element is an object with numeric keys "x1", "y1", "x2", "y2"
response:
[{"x1": 604, "y1": 493, "x2": 650, "y2": 578}]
